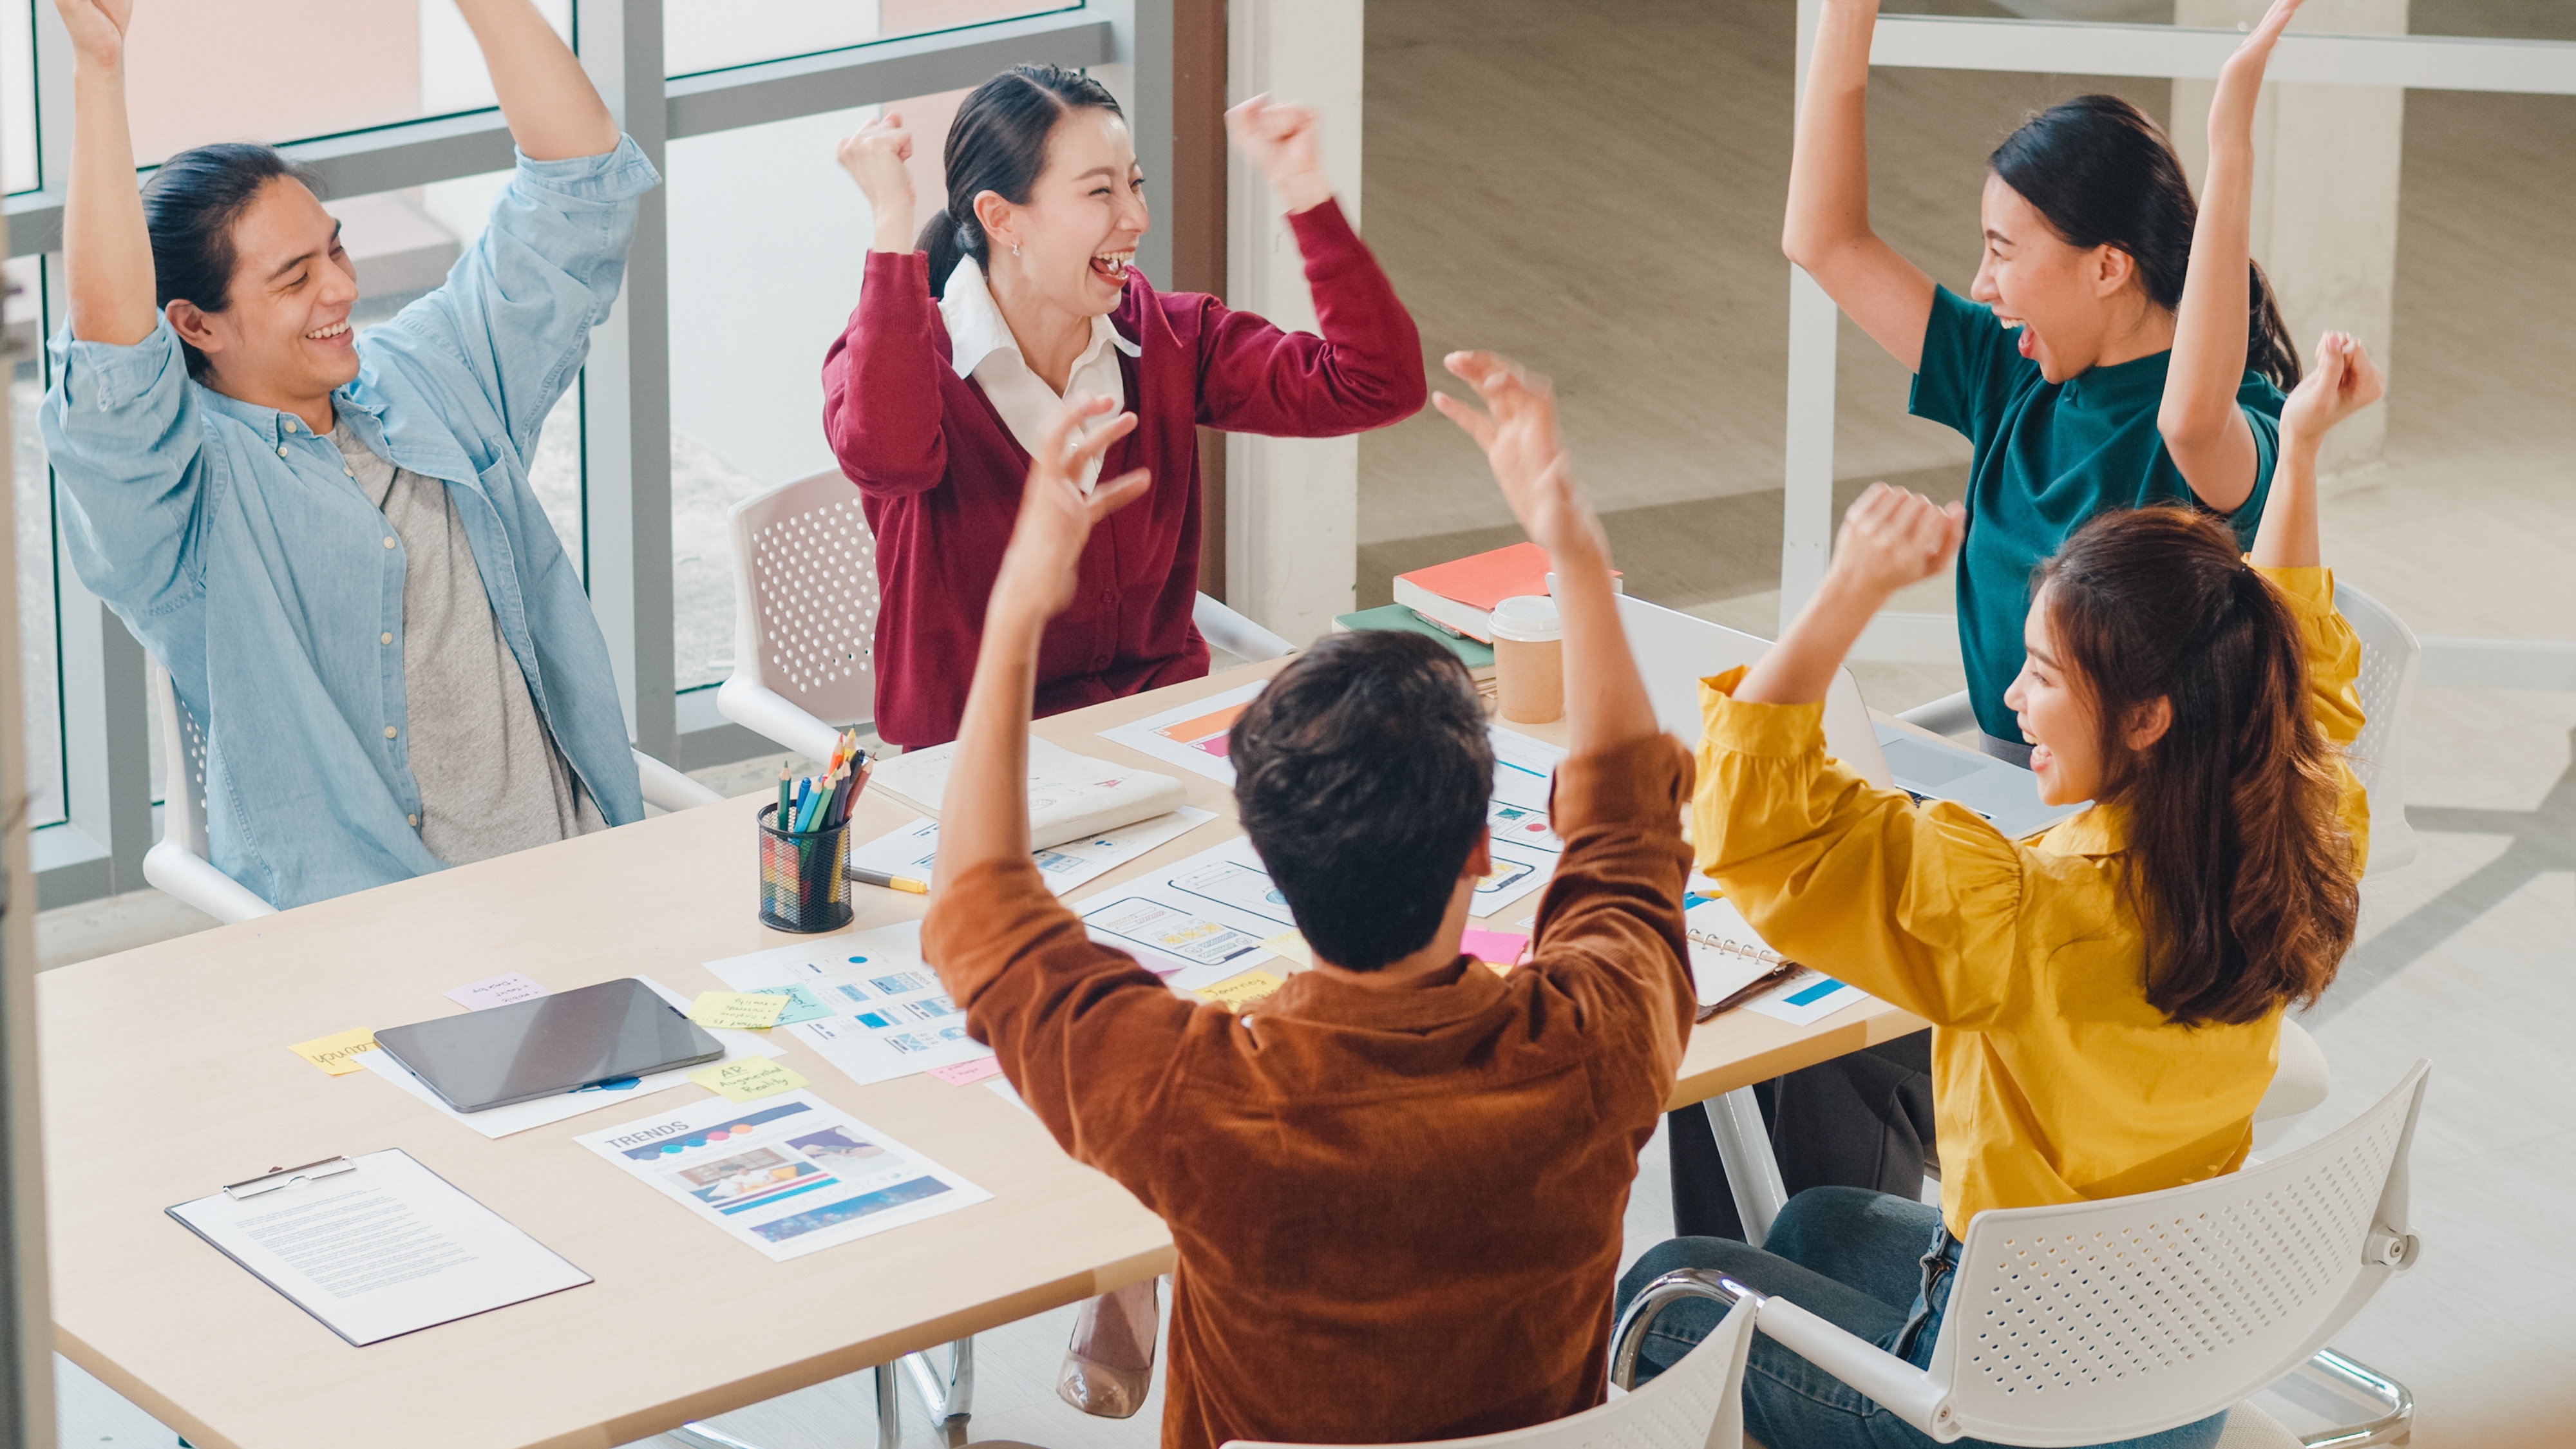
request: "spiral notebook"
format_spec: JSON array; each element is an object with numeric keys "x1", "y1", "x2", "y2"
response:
[{"x1": 1684, "y1": 895, "x2": 1801, "y2": 1016}]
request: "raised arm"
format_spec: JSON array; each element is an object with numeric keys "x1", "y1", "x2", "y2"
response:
[
  {"x1": 2159, "y1": 0, "x2": 2300, "y2": 511},
  {"x1": 2256, "y1": 330, "x2": 2380, "y2": 571},
  {"x1": 1434, "y1": 352, "x2": 1656, "y2": 755},
  {"x1": 1736, "y1": 484, "x2": 1963, "y2": 706},
  {"x1": 55, "y1": 0, "x2": 153, "y2": 346},
  {"x1": 820, "y1": 113, "x2": 952, "y2": 497},
  {"x1": 455, "y1": 0, "x2": 617, "y2": 160},
  {"x1": 1784, "y1": 0, "x2": 1938, "y2": 370}
]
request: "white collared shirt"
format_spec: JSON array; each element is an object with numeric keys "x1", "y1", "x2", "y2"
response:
[{"x1": 940, "y1": 256, "x2": 1142, "y2": 491}]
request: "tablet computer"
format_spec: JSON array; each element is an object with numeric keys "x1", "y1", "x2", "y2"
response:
[{"x1": 373, "y1": 978, "x2": 725, "y2": 1113}]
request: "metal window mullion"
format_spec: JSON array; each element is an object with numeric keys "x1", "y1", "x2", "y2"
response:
[
  {"x1": 576, "y1": 0, "x2": 677, "y2": 761},
  {"x1": 1779, "y1": 0, "x2": 1838, "y2": 634}
]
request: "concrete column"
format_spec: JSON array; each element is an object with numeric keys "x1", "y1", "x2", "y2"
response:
[
  {"x1": 1224, "y1": 0, "x2": 1366, "y2": 647},
  {"x1": 2174, "y1": 0, "x2": 2408, "y2": 473}
]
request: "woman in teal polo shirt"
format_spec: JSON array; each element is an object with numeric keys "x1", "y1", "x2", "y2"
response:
[{"x1": 1785, "y1": 0, "x2": 2307, "y2": 763}]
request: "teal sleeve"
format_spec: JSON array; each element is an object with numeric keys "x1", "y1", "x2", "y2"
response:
[{"x1": 1908, "y1": 284, "x2": 2028, "y2": 448}]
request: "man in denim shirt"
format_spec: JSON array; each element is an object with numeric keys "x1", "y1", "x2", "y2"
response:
[{"x1": 43, "y1": 0, "x2": 655, "y2": 908}]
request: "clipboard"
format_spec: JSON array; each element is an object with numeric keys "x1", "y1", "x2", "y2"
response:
[{"x1": 167, "y1": 1148, "x2": 591, "y2": 1345}]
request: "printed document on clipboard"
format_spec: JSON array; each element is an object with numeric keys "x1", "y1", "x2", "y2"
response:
[{"x1": 167, "y1": 1150, "x2": 589, "y2": 1345}]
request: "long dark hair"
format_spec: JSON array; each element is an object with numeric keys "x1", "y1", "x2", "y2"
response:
[
  {"x1": 1992, "y1": 95, "x2": 2301, "y2": 392},
  {"x1": 920, "y1": 64, "x2": 1125, "y2": 295},
  {"x1": 142, "y1": 142, "x2": 319, "y2": 380},
  {"x1": 2038, "y1": 507, "x2": 2358, "y2": 1027}
]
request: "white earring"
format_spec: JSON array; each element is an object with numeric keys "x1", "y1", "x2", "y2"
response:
[{"x1": 1011, "y1": 242, "x2": 1022, "y2": 258}]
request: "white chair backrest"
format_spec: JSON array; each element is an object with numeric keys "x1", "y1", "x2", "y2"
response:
[
  {"x1": 727, "y1": 471, "x2": 880, "y2": 730},
  {"x1": 1224, "y1": 1299, "x2": 1754, "y2": 1449},
  {"x1": 2332, "y1": 583, "x2": 2418, "y2": 799},
  {"x1": 1927, "y1": 1061, "x2": 2429, "y2": 1445},
  {"x1": 147, "y1": 659, "x2": 212, "y2": 857}
]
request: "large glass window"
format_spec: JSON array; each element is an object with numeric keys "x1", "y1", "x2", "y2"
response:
[
  {"x1": 8, "y1": 254, "x2": 59, "y2": 828},
  {"x1": 113, "y1": 0, "x2": 570, "y2": 166},
  {"x1": 4, "y1": 0, "x2": 35, "y2": 193},
  {"x1": 666, "y1": 0, "x2": 1078, "y2": 79},
  {"x1": 663, "y1": 86, "x2": 968, "y2": 692}
]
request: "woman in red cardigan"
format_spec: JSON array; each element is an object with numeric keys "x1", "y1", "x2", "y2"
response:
[{"x1": 822, "y1": 65, "x2": 1427, "y2": 748}]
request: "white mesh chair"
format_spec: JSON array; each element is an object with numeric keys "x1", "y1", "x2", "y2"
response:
[
  {"x1": 716, "y1": 472, "x2": 1291, "y2": 762},
  {"x1": 2333, "y1": 583, "x2": 2420, "y2": 877},
  {"x1": 1636, "y1": 1061, "x2": 2428, "y2": 1448},
  {"x1": 144, "y1": 659, "x2": 721, "y2": 920},
  {"x1": 1225, "y1": 1292, "x2": 1756, "y2": 1449}
]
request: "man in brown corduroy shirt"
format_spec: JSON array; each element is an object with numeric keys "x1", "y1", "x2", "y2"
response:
[{"x1": 923, "y1": 355, "x2": 1693, "y2": 1449}]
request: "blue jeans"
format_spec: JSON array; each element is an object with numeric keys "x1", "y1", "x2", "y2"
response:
[{"x1": 1616, "y1": 1188, "x2": 2225, "y2": 1449}]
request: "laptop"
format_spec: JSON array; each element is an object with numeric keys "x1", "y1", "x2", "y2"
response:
[{"x1": 1612, "y1": 595, "x2": 2083, "y2": 840}]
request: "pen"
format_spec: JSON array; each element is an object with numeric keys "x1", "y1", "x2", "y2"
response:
[
  {"x1": 776, "y1": 764, "x2": 792, "y2": 826},
  {"x1": 849, "y1": 866, "x2": 929, "y2": 895}
]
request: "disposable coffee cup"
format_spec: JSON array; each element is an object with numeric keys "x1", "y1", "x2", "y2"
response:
[{"x1": 1490, "y1": 594, "x2": 1565, "y2": 724}]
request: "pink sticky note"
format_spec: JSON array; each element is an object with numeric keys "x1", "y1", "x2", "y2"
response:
[
  {"x1": 1461, "y1": 929, "x2": 1530, "y2": 968},
  {"x1": 930, "y1": 1057, "x2": 1003, "y2": 1086}
]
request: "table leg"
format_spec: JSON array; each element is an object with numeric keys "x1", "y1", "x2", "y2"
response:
[
  {"x1": 1703, "y1": 1088, "x2": 1788, "y2": 1247},
  {"x1": 900, "y1": 1340, "x2": 974, "y2": 1444}
]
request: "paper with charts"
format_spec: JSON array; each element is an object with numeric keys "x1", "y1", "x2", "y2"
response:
[
  {"x1": 1096, "y1": 680, "x2": 1269, "y2": 785},
  {"x1": 1066, "y1": 824, "x2": 1554, "y2": 993},
  {"x1": 848, "y1": 806, "x2": 1216, "y2": 898},
  {"x1": 704, "y1": 923, "x2": 993, "y2": 1086},
  {"x1": 576, "y1": 1092, "x2": 989, "y2": 1262}
]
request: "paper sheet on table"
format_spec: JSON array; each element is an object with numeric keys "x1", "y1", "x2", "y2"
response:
[
  {"x1": 1071, "y1": 835, "x2": 1302, "y2": 987},
  {"x1": 848, "y1": 806, "x2": 1216, "y2": 897},
  {"x1": 443, "y1": 972, "x2": 550, "y2": 1011},
  {"x1": 1743, "y1": 970, "x2": 1872, "y2": 1027},
  {"x1": 704, "y1": 922, "x2": 992, "y2": 1086},
  {"x1": 1095, "y1": 680, "x2": 1269, "y2": 785},
  {"x1": 866, "y1": 737, "x2": 1191, "y2": 849},
  {"x1": 354, "y1": 978, "x2": 786, "y2": 1139},
  {"x1": 576, "y1": 1091, "x2": 989, "y2": 1262},
  {"x1": 1488, "y1": 726, "x2": 1567, "y2": 812},
  {"x1": 167, "y1": 1148, "x2": 590, "y2": 1346}
]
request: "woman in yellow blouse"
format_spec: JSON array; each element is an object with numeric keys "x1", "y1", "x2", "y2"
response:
[{"x1": 1618, "y1": 331, "x2": 2383, "y2": 1449}]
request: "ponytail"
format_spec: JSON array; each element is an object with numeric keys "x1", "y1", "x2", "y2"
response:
[
  {"x1": 2244, "y1": 259, "x2": 2302, "y2": 392},
  {"x1": 1991, "y1": 95, "x2": 2304, "y2": 392},
  {"x1": 923, "y1": 64, "x2": 1124, "y2": 297},
  {"x1": 918, "y1": 207, "x2": 980, "y2": 297}
]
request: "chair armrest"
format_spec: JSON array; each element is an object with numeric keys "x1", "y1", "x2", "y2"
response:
[
  {"x1": 715, "y1": 676, "x2": 847, "y2": 765},
  {"x1": 1754, "y1": 1295, "x2": 1959, "y2": 1440},
  {"x1": 142, "y1": 840, "x2": 278, "y2": 923},
  {"x1": 1193, "y1": 593, "x2": 1294, "y2": 664},
  {"x1": 634, "y1": 750, "x2": 724, "y2": 811},
  {"x1": 1895, "y1": 690, "x2": 1978, "y2": 737}
]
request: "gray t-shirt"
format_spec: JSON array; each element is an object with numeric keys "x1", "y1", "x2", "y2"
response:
[{"x1": 332, "y1": 423, "x2": 602, "y2": 866}]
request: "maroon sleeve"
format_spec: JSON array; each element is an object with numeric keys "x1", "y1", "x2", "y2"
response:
[
  {"x1": 1193, "y1": 198, "x2": 1429, "y2": 435},
  {"x1": 820, "y1": 250, "x2": 949, "y2": 498},
  {"x1": 921, "y1": 856, "x2": 1221, "y2": 1210}
]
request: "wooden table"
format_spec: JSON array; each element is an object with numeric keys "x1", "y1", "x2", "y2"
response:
[{"x1": 38, "y1": 662, "x2": 1921, "y2": 1449}]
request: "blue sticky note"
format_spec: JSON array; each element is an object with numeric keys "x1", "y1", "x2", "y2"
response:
[{"x1": 751, "y1": 985, "x2": 834, "y2": 1026}]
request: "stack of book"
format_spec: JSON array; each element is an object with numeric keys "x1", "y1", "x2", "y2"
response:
[{"x1": 1335, "y1": 542, "x2": 1621, "y2": 666}]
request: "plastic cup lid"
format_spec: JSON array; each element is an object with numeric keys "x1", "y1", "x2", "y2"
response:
[{"x1": 1488, "y1": 594, "x2": 1563, "y2": 643}]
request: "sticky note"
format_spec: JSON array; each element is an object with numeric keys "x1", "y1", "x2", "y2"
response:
[
  {"x1": 929, "y1": 1057, "x2": 1003, "y2": 1086},
  {"x1": 1202, "y1": 969, "x2": 1285, "y2": 1010},
  {"x1": 443, "y1": 971, "x2": 550, "y2": 1011},
  {"x1": 289, "y1": 1027, "x2": 379, "y2": 1076},
  {"x1": 688, "y1": 1057, "x2": 809, "y2": 1103},
  {"x1": 688, "y1": 991, "x2": 790, "y2": 1030},
  {"x1": 750, "y1": 985, "x2": 834, "y2": 1026},
  {"x1": 1461, "y1": 929, "x2": 1530, "y2": 971},
  {"x1": 1260, "y1": 931, "x2": 1314, "y2": 970}
]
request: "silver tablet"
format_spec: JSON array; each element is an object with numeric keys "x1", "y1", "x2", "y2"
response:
[{"x1": 373, "y1": 978, "x2": 725, "y2": 1113}]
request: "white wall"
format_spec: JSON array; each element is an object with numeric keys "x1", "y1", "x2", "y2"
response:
[{"x1": 1225, "y1": 0, "x2": 1368, "y2": 647}]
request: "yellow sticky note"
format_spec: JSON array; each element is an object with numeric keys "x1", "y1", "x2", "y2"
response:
[
  {"x1": 688, "y1": 991, "x2": 790, "y2": 1030},
  {"x1": 688, "y1": 1057, "x2": 810, "y2": 1103},
  {"x1": 1260, "y1": 931, "x2": 1314, "y2": 970},
  {"x1": 1202, "y1": 969, "x2": 1285, "y2": 1012},
  {"x1": 289, "y1": 1027, "x2": 379, "y2": 1076}
]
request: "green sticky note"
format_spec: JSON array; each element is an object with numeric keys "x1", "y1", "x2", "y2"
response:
[
  {"x1": 688, "y1": 991, "x2": 790, "y2": 1030},
  {"x1": 751, "y1": 985, "x2": 834, "y2": 1026}
]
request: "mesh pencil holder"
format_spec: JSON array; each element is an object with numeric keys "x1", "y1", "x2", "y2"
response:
[{"x1": 758, "y1": 802, "x2": 853, "y2": 934}]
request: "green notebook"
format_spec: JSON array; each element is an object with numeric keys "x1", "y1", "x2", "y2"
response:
[{"x1": 1334, "y1": 604, "x2": 1496, "y2": 668}]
